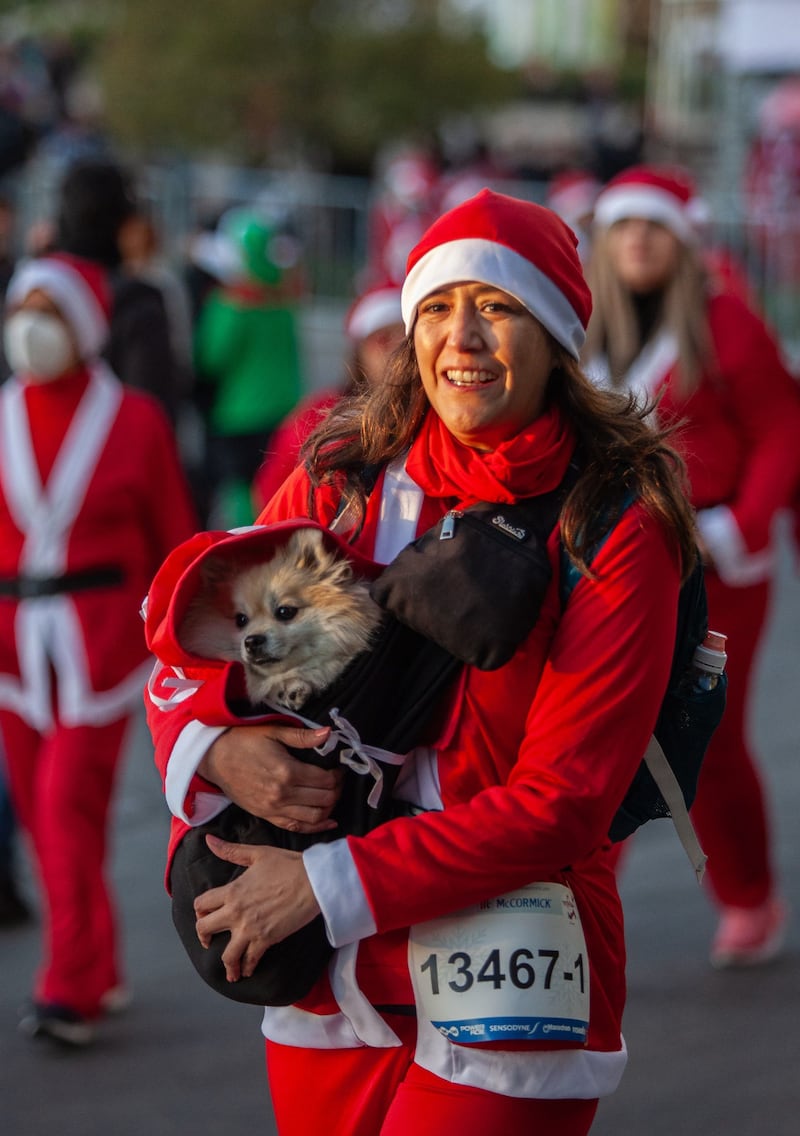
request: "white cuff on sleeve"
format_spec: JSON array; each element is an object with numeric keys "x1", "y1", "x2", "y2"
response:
[
  {"x1": 696, "y1": 505, "x2": 773, "y2": 586},
  {"x1": 303, "y1": 838, "x2": 377, "y2": 948},
  {"x1": 164, "y1": 719, "x2": 231, "y2": 824}
]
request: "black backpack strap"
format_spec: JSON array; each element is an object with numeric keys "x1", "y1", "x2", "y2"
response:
[{"x1": 330, "y1": 462, "x2": 383, "y2": 531}]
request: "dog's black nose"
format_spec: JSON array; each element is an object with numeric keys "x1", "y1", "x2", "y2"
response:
[{"x1": 244, "y1": 634, "x2": 267, "y2": 654}]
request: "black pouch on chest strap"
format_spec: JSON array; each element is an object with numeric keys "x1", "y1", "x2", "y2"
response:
[{"x1": 370, "y1": 491, "x2": 566, "y2": 671}]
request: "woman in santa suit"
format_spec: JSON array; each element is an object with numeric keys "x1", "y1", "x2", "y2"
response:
[
  {"x1": 0, "y1": 252, "x2": 197, "y2": 1045},
  {"x1": 145, "y1": 189, "x2": 699, "y2": 1134},
  {"x1": 584, "y1": 164, "x2": 800, "y2": 967}
]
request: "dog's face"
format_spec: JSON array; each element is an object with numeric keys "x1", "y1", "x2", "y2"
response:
[
  {"x1": 228, "y1": 531, "x2": 362, "y2": 673},
  {"x1": 178, "y1": 528, "x2": 382, "y2": 706}
]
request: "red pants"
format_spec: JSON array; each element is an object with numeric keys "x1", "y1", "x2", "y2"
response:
[
  {"x1": 609, "y1": 574, "x2": 776, "y2": 910},
  {"x1": 266, "y1": 1016, "x2": 599, "y2": 1136},
  {"x1": 0, "y1": 708, "x2": 130, "y2": 1017},
  {"x1": 691, "y1": 574, "x2": 775, "y2": 908}
]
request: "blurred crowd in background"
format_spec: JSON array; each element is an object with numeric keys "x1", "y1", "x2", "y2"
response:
[{"x1": 0, "y1": 11, "x2": 798, "y2": 1049}]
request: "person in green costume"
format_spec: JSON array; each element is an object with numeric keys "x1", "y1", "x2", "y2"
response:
[{"x1": 193, "y1": 207, "x2": 305, "y2": 528}]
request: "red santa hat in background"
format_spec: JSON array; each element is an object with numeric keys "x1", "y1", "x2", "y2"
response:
[
  {"x1": 401, "y1": 187, "x2": 592, "y2": 359},
  {"x1": 6, "y1": 252, "x2": 112, "y2": 359},
  {"x1": 344, "y1": 281, "x2": 403, "y2": 342},
  {"x1": 546, "y1": 169, "x2": 601, "y2": 229},
  {"x1": 592, "y1": 165, "x2": 698, "y2": 245}
]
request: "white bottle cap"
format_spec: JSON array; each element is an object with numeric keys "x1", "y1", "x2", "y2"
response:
[{"x1": 693, "y1": 630, "x2": 727, "y2": 675}]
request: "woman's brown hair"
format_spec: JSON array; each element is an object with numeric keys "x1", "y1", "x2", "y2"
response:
[{"x1": 303, "y1": 334, "x2": 698, "y2": 581}]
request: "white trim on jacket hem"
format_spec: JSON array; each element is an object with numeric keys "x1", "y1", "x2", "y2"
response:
[
  {"x1": 328, "y1": 943, "x2": 403, "y2": 1046},
  {"x1": 0, "y1": 597, "x2": 154, "y2": 730},
  {"x1": 696, "y1": 505, "x2": 774, "y2": 586},
  {"x1": 258, "y1": 999, "x2": 627, "y2": 1096},
  {"x1": 164, "y1": 719, "x2": 230, "y2": 824},
  {"x1": 413, "y1": 1014, "x2": 628, "y2": 1099},
  {"x1": 260, "y1": 999, "x2": 401, "y2": 1049}
]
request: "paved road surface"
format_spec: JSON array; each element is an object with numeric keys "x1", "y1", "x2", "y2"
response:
[{"x1": 1, "y1": 532, "x2": 798, "y2": 1136}]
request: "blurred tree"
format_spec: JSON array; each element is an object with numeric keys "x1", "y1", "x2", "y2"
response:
[{"x1": 97, "y1": 0, "x2": 520, "y2": 169}]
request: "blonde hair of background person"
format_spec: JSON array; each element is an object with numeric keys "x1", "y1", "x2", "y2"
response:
[{"x1": 584, "y1": 222, "x2": 712, "y2": 397}]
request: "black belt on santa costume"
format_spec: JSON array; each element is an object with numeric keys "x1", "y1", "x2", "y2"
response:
[{"x1": 0, "y1": 566, "x2": 125, "y2": 599}]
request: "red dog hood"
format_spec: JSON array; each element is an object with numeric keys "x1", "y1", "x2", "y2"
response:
[{"x1": 142, "y1": 520, "x2": 384, "y2": 728}]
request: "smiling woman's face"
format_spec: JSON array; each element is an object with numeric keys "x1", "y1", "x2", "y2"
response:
[{"x1": 413, "y1": 282, "x2": 554, "y2": 451}]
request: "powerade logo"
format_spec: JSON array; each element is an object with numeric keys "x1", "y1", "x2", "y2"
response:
[{"x1": 437, "y1": 1022, "x2": 487, "y2": 1039}]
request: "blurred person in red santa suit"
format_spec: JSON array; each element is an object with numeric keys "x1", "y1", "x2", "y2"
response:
[
  {"x1": 146, "y1": 188, "x2": 700, "y2": 1135},
  {"x1": 584, "y1": 164, "x2": 800, "y2": 968},
  {"x1": 252, "y1": 281, "x2": 404, "y2": 512},
  {"x1": 365, "y1": 147, "x2": 441, "y2": 286},
  {"x1": 0, "y1": 253, "x2": 197, "y2": 1046}
]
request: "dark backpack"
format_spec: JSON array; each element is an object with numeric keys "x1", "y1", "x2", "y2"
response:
[{"x1": 560, "y1": 516, "x2": 726, "y2": 875}]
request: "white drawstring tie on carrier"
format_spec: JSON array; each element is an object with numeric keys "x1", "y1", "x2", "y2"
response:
[{"x1": 312, "y1": 707, "x2": 407, "y2": 809}]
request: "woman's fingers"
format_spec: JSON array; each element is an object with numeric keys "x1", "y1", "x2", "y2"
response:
[
  {"x1": 198, "y1": 723, "x2": 344, "y2": 829},
  {"x1": 270, "y1": 723, "x2": 332, "y2": 752},
  {"x1": 192, "y1": 844, "x2": 317, "y2": 971},
  {"x1": 220, "y1": 928, "x2": 271, "y2": 983},
  {"x1": 204, "y1": 833, "x2": 255, "y2": 864}
]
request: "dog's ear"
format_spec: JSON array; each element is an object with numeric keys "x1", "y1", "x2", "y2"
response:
[
  {"x1": 291, "y1": 527, "x2": 353, "y2": 582},
  {"x1": 292, "y1": 527, "x2": 325, "y2": 568},
  {"x1": 197, "y1": 554, "x2": 236, "y2": 596}
]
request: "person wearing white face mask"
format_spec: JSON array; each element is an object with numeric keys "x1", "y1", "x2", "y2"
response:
[
  {"x1": 0, "y1": 253, "x2": 198, "y2": 1046},
  {"x1": 4, "y1": 302, "x2": 80, "y2": 378}
]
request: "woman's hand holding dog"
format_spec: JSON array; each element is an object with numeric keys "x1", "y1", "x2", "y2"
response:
[
  {"x1": 194, "y1": 837, "x2": 320, "y2": 982},
  {"x1": 199, "y1": 723, "x2": 343, "y2": 834}
]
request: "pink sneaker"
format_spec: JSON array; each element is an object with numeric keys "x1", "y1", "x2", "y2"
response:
[
  {"x1": 710, "y1": 897, "x2": 788, "y2": 968},
  {"x1": 99, "y1": 985, "x2": 133, "y2": 1015}
]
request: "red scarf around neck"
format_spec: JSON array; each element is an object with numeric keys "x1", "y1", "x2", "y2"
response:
[{"x1": 405, "y1": 404, "x2": 577, "y2": 506}]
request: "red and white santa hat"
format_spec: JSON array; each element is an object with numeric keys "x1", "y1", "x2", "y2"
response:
[
  {"x1": 592, "y1": 165, "x2": 698, "y2": 245},
  {"x1": 6, "y1": 252, "x2": 112, "y2": 359},
  {"x1": 546, "y1": 169, "x2": 601, "y2": 228},
  {"x1": 344, "y1": 281, "x2": 403, "y2": 342},
  {"x1": 401, "y1": 187, "x2": 592, "y2": 359}
]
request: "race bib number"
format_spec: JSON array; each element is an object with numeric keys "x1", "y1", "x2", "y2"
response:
[{"x1": 408, "y1": 882, "x2": 589, "y2": 1045}]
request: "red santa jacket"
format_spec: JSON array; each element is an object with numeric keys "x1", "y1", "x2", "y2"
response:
[
  {"x1": 593, "y1": 292, "x2": 800, "y2": 585},
  {"x1": 0, "y1": 363, "x2": 197, "y2": 729},
  {"x1": 145, "y1": 450, "x2": 682, "y2": 1098}
]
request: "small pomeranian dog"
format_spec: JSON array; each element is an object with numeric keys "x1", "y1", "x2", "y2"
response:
[{"x1": 179, "y1": 528, "x2": 384, "y2": 711}]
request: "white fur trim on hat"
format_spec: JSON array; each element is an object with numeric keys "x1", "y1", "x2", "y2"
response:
[
  {"x1": 7, "y1": 258, "x2": 110, "y2": 359},
  {"x1": 346, "y1": 287, "x2": 403, "y2": 341},
  {"x1": 401, "y1": 237, "x2": 586, "y2": 359},
  {"x1": 548, "y1": 180, "x2": 600, "y2": 227},
  {"x1": 593, "y1": 186, "x2": 696, "y2": 245}
]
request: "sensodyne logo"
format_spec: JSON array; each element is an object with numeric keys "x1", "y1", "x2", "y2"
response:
[{"x1": 491, "y1": 514, "x2": 528, "y2": 541}]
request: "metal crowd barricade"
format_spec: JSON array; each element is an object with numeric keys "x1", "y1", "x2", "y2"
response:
[{"x1": 9, "y1": 158, "x2": 800, "y2": 367}]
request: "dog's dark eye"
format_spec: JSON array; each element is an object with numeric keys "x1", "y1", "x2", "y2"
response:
[
  {"x1": 234, "y1": 612, "x2": 249, "y2": 628},
  {"x1": 274, "y1": 605, "x2": 298, "y2": 622}
]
